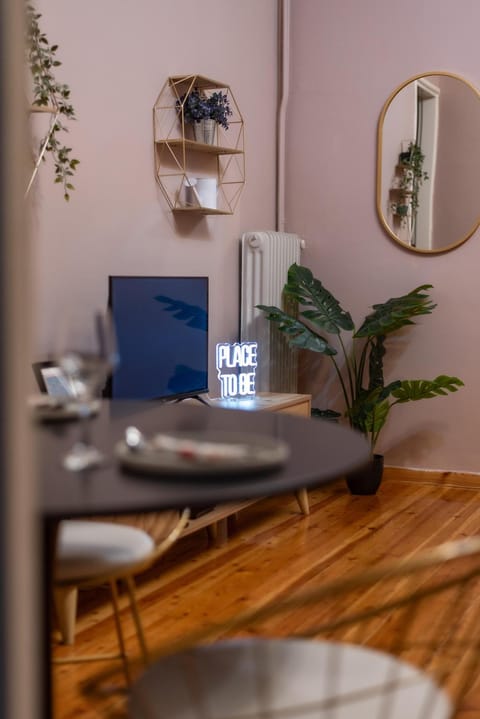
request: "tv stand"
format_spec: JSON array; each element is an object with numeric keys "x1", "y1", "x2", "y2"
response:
[
  {"x1": 181, "y1": 392, "x2": 312, "y2": 545},
  {"x1": 176, "y1": 394, "x2": 210, "y2": 406}
]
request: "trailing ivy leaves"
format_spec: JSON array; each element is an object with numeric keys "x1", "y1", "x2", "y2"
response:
[
  {"x1": 257, "y1": 264, "x2": 464, "y2": 452},
  {"x1": 26, "y1": 3, "x2": 79, "y2": 200}
]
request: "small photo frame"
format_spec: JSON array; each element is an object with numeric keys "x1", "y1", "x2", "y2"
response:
[{"x1": 32, "y1": 361, "x2": 75, "y2": 398}]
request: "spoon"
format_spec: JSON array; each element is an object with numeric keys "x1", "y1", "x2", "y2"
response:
[{"x1": 125, "y1": 425, "x2": 149, "y2": 452}]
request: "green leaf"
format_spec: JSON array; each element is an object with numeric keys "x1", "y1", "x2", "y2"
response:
[
  {"x1": 365, "y1": 399, "x2": 390, "y2": 435},
  {"x1": 355, "y1": 285, "x2": 436, "y2": 338},
  {"x1": 26, "y1": 7, "x2": 78, "y2": 200},
  {"x1": 392, "y1": 375, "x2": 464, "y2": 403},
  {"x1": 283, "y1": 264, "x2": 354, "y2": 335},
  {"x1": 349, "y1": 382, "x2": 400, "y2": 435},
  {"x1": 256, "y1": 305, "x2": 337, "y2": 355}
]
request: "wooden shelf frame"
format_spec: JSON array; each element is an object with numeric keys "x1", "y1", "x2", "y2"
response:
[
  {"x1": 153, "y1": 74, "x2": 245, "y2": 215},
  {"x1": 26, "y1": 103, "x2": 60, "y2": 197},
  {"x1": 155, "y1": 138, "x2": 243, "y2": 156}
]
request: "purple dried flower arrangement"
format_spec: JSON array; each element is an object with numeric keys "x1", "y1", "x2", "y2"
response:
[{"x1": 176, "y1": 88, "x2": 232, "y2": 130}]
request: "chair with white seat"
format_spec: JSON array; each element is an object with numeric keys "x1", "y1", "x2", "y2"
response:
[
  {"x1": 53, "y1": 508, "x2": 189, "y2": 682},
  {"x1": 124, "y1": 535, "x2": 480, "y2": 718}
]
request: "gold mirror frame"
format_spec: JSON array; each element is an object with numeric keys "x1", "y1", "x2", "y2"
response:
[{"x1": 376, "y1": 71, "x2": 480, "y2": 254}]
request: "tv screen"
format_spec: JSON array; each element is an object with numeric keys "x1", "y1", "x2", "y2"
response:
[{"x1": 108, "y1": 276, "x2": 209, "y2": 401}]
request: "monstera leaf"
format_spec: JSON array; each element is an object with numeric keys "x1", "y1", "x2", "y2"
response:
[
  {"x1": 392, "y1": 376, "x2": 464, "y2": 402},
  {"x1": 349, "y1": 382, "x2": 401, "y2": 436},
  {"x1": 355, "y1": 285, "x2": 436, "y2": 338},
  {"x1": 283, "y1": 264, "x2": 354, "y2": 335},
  {"x1": 257, "y1": 305, "x2": 337, "y2": 355}
]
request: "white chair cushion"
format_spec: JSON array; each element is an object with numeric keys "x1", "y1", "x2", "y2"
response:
[
  {"x1": 56, "y1": 520, "x2": 155, "y2": 583},
  {"x1": 129, "y1": 638, "x2": 452, "y2": 719}
]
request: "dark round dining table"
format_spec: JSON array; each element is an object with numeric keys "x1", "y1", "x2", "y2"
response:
[
  {"x1": 36, "y1": 399, "x2": 370, "y2": 718},
  {"x1": 37, "y1": 399, "x2": 370, "y2": 519}
]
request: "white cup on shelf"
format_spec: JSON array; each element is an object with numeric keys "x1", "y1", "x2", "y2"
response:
[{"x1": 184, "y1": 177, "x2": 217, "y2": 209}]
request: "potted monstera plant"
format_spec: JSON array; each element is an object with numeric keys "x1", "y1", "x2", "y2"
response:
[{"x1": 258, "y1": 264, "x2": 463, "y2": 495}]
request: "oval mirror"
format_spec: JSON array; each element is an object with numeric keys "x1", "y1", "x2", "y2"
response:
[{"x1": 376, "y1": 71, "x2": 480, "y2": 253}]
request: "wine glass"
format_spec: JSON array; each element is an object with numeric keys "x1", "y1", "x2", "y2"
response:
[{"x1": 56, "y1": 310, "x2": 118, "y2": 471}]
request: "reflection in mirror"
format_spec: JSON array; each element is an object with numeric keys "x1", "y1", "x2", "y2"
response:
[{"x1": 377, "y1": 72, "x2": 480, "y2": 253}]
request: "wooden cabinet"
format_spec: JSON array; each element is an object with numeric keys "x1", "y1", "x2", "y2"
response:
[
  {"x1": 181, "y1": 393, "x2": 312, "y2": 544},
  {"x1": 153, "y1": 74, "x2": 245, "y2": 215},
  {"x1": 207, "y1": 392, "x2": 311, "y2": 415},
  {"x1": 255, "y1": 393, "x2": 311, "y2": 416}
]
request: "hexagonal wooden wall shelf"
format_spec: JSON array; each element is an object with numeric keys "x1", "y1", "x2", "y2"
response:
[{"x1": 153, "y1": 75, "x2": 245, "y2": 215}]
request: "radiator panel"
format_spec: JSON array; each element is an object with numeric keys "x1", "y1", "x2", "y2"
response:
[{"x1": 240, "y1": 231, "x2": 305, "y2": 392}]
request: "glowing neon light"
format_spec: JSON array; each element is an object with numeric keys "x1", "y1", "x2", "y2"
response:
[{"x1": 216, "y1": 342, "x2": 258, "y2": 399}]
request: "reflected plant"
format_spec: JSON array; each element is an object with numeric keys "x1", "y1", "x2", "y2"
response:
[
  {"x1": 154, "y1": 295, "x2": 207, "y2": 331},
  {"x1": 391, "y1": 142, "x2": 428, "y2": 228}
]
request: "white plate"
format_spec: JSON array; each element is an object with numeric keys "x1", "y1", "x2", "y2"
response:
[
  {"x1": 115, "y1": 430, "x2": 290, "y2": 477},
  {"x1": 29, "y1": 396, "x2": 100, "y2": 422}
]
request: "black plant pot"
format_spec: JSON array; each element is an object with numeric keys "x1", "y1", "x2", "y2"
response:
[{"x1": 345, "y1": 453, "x2": 384, "y2": 495}]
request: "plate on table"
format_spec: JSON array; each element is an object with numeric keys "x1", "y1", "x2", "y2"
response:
[
  {"x1": 28, "y1": 395, "x2": 100, "y2": 422},
  {"x1": 115, "y1": 430, "x2": 290, "y2": 477}
]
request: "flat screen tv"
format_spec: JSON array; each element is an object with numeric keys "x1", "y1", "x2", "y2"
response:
[{"x1": 107, "y1": 276, "x2": 209, "y2": 401}]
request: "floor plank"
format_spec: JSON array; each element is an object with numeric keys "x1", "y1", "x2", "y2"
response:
[{"x1": 52, "y1": 469, "x2": 480, "y2": 717}]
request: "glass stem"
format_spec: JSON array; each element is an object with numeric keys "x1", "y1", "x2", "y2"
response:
[{"x1": 77, "y1": 401, "x2": 92, "y2": 448}]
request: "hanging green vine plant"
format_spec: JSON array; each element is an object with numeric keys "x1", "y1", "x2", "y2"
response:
[{"x1": 26, "y1": 3, "x2": 79, "y2": 200}]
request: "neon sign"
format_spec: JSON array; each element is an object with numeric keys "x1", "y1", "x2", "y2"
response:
[{"x1": 216, "y1": 342, "x2": 257, "y2": 399}]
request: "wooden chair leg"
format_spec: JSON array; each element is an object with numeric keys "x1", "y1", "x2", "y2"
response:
[
  {"x1": 109, "y1": 579, "x2": 132, "y2": 685},
  {"x1": 295, "y1": 488, "x2": 310, "y2": 515},
  {"x1": 124, "y1": 575, "x2": 149, "y2": 665},
  {"x1": 53, "y1": 586, "x2": 78, "y2": 645}
]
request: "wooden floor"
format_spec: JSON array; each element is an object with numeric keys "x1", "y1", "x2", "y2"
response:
[{"x1": 52, "y1": 467, "x2": 480, "y2": 718}]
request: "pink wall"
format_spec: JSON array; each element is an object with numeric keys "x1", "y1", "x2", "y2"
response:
[
  {"x1": 30, "y1": 0, "x2": 278, "y2": 396},
  {"x1": 31, "y1": 0, "x2": 480, "y2": 474},
  {"x1": 287, "y1": 0, "x2": 480, "y2": 473}
]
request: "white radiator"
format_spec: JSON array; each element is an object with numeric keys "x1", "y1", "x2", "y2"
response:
[{"x1": 240, "y1": 231, "x2": 305, "y2": 392}]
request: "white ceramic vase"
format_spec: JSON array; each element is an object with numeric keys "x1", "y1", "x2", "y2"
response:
[{"x1": 184, "y1": 177, "x2": 217, "y2": 209}]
